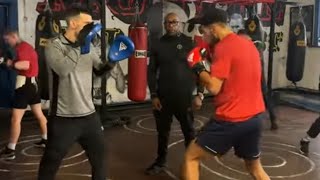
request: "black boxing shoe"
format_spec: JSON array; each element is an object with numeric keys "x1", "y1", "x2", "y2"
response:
[
  {"x1": 300, "y1": 139, "x2": 309, "y2": 156},
  {"x1": 270, "y1": 122, "x2": 278, "y2": 130},
  {"x1": 0, "y1": 147, "x2": 15, "y2": 160},
  {"x1": 34, "y1": 139, "x2": 47, "y2": 148},
  {"x1": 145, "y1": 161, "x2": 166, "y2": 175}
]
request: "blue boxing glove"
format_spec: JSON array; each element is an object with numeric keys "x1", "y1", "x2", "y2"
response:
[
  {"x1": 77, "y1": 23, "x2": 102, "y2": 54},
  {"x1": 108, "y1": 35, "x2": 135, "y2": 63},
  {"x1": 94, "y1": 36, "x2": 135, "y2": 75}
]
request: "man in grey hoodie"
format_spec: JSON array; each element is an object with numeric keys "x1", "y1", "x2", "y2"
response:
[{"x1": 37, "y1": 7, "x2": 116, "y2": 180}]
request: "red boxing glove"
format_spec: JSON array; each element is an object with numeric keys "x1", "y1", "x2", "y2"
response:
[{"x1": 187, "y1": 47, "x2": 209, "y2": 75}]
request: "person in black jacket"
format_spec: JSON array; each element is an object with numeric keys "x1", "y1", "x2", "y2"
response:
[{"x1": 146, "y1": 12, "x2": 203, "y2": 175}]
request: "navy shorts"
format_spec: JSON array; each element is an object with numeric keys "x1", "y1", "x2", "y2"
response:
[{"x1": 196, "y1": 114, "x2": 263, "y2": 160}]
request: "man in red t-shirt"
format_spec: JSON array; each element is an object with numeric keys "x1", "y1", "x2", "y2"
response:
[
  {"x1": 237, "y1": 29, "x2": 278, "y2": 130},
  {"x1": 182, "y1": 9, "x2": 270, "y2": 180},
  {"x1": 0, "y1": 30, "x2": 47, "y2": 160}
]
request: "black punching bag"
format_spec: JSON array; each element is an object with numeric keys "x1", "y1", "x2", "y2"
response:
[
  {"x1": 35, "y1": 9, "x2": 61, "y2": 100},
  {"x1": 245, "y1": 14, "x2": 264, "y2": 42},
  {"x1": 286, "y1": 21, "x2": 306, "y2": 84}
]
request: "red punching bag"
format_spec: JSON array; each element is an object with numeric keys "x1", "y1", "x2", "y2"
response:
[{"x1": 127, "y1": 4, "x2": 148, "y2": 102}]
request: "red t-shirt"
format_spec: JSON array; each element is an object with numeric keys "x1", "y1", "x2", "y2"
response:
[
  {"x1": 15, "y1": 41, "x2": 38, "y2": 77},
  {"x1": 210, "y1": 33, "x2": 265, "y2": 122}
]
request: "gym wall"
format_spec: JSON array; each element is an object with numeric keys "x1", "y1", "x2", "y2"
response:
[
  {"x1": 271, "y1": 0, "x2": 319, "y2": 90},
  {"x1": 15, "y1": 0, "x2": 319, "y2": 106}
]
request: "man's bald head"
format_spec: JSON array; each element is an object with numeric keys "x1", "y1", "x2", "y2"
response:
[
  {"x1": 164, "y1": 12, "x2": 181, "y2": 36},
  {"x1": 164, "y1": 12, "x2": 180, "y2": 22}
]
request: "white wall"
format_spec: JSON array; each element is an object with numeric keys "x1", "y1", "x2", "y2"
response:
[
  {"x1": 270, "y1": 0, "x2": 320, "y2": 90},
  {"x1": 18, "y1": 0, "x2": 39, "y2": 46}
]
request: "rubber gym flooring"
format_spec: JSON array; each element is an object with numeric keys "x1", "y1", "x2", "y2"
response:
[{"x1": 0, "y1": 101, "x2": 319, "y2": 180}]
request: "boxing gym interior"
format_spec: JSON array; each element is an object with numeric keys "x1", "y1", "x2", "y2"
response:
[{"x1": 0, "y1": 0, "x2": 320, "y2": 180}]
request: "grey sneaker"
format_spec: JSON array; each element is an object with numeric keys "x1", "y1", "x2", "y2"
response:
[{"x1": 0, "y1": 147, "x2": 15, "y2": 160}]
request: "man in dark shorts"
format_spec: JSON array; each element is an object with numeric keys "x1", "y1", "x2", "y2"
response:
[
  {"x1": 0, "y1": 30, "x2": 48, "y2": 160},
  {"x1": 237, "y1": 29, "x2": 278, "y2": 130},
  {"x1": 182, "y1": 8, "x2": 270, "y2": 180}
]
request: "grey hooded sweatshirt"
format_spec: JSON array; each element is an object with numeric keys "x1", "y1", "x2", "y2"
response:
[{"x1": 45, "y1": 34, "x2": 109, "y2": 117}]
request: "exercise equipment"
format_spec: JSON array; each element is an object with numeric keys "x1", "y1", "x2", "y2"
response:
[
  {"x1": 108, "y1": 35, "x2": 135, "y2": 62},
  {"x1": 286, "y1": 19, "x2": 306, "y2": 84},
  {"x1": 245, "y1": 6, "x2": 264, "y2": 42},
  {"x1": 187, "y1": 47, "x2": 210, "y2": 75},
  {"x1": 35, "y1": 3, "x2": 60, "y2": 100},
  {"x1": 127, "y1": 2, "x2": 148, "y2": 102},
  {"x1": 80, "y1": 23, "x2": 102, "y2": 54}
]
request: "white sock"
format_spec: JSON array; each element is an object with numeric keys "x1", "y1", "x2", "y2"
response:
[
  {"x1": 41, "y1": 134, "x2": 47, "y2": 140},
  {"x1": 7, "y1": 143, "x2": 16, "y2": 150}
]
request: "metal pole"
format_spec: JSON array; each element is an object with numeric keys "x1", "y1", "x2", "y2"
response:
[
  {"x1": 267, "y1": 1, "x2": 276, "y2": 92},
  {"x1": 100, "y1": 0, "x2": 107, "y2": 120}
]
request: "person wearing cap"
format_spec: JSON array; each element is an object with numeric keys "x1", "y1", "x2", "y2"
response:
[
  {"x1": 238, "y1": 29, "x2": 278, "y2": 130},
  {"x1": 182, "y1": 8, "x2": 270, "y2": 180}
]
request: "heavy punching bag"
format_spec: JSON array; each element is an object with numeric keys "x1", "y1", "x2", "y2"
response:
[
  {"x1": 35, "y1": 5, "x2": 61, "y2": 100},
  {"x1": 127, "y1": 3, "x2": 148, "y2": 102},
  {"x1": 286, "y1": 21, "x2": 306, "y2": 84},
  {"x1": 245, "y1": 6, "x2": 265, "y2": 42}
]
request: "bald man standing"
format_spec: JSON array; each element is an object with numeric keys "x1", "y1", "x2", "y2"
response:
[{"x1": 146, "y1": 12, "x2": 203, "y2": 175}]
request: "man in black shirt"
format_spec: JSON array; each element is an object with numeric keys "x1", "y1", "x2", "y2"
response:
[{"x1": 146, "y1": 12, "x2": 203, "y2": 175}]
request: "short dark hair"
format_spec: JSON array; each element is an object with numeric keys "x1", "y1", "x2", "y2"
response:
[
  {"x1": 64, "y1": 6, "x2": 92, "y2": 24},
  {"x1": 3, "y1": 28, "x2": 19, "y2": 36}
]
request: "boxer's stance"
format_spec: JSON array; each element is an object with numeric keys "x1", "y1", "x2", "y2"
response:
[
  {"x1": 237, "y1": 29, "x2": 278, "y2": 130},
  {"x1": 38, "y1": 8, "x2": 119, "y2": 180},
  {"x1": 183, "y1": 9, "x2": 270, "y2": 180},
  {"x1": 0, "y1": 30, "x2": 47, "y2": 160},
  {"x1": 146, "y1": 13, "x2": 203, "y2": 175}
]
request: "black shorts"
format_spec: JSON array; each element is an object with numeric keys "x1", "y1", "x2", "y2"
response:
[
  {"x1": 13, "y1": 83, "x2": 41, "y2": 109},
  {"x1": 196, "y1": 114, "x2": 263, "y2": 160}
]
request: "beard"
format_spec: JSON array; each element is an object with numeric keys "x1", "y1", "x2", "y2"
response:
[
  {"x1": 210, "y1": 36, "x2": 220, "y2": 46},
  {"x1": 203, "y1": 34, "x2": 220, "y2": 46}
]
